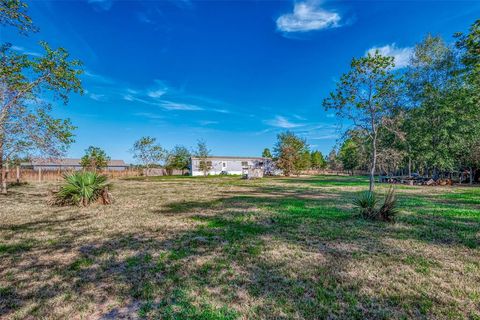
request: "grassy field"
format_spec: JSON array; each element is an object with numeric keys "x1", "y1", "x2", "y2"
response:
[{"x1": 1, "y1": 175, "x2": 479, "y2": 319}]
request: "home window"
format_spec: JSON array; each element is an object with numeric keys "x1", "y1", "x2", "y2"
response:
[
  {"x1": 222, "y1": 162, "x2": 227, "y2": 168},
  {"x1": 241, "y1": 161, "x2": 248, "y2": 167}
]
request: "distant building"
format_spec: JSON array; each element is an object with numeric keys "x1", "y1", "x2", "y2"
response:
[
  {"x1": 20, "y1": 158, "x2": 129, "y2": 171},
  {"x1": 189, "y1": 156, "x2": 277, "y2": 176}
]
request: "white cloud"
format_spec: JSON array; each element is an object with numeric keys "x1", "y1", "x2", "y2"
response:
[
  {"x1": 147, "y1": 89, "x2": 166, "y2": 98},
  {"x1": 137, "y1": 12, "x2": 153, "y2": 24},
  {"x1": 88, "y1": 0, "x2": 113, "y2": 11},
  {"x1": 309, "y1": 134, "x2": 338, "y2": 140},
  {"x1": 133, "y1": 112, "x2": 163, "y2": 120},
  {"x1": 366, "y1": 43, "x2": 413, "y2": 69},
  {"x1": 89, "y1": 93, "x2": 106, "y2": 101},
  {"x1": 265, "y1": 116, "x2": 304, "y2": 129},
  {"x1": 83, "y1": 70, "x2": 115, "y2": 84},
  {"x1": 160, "y1": 101, "x2": 204, "y2": 111},
  {"x1": 199, "y1": 120, "x2": 219, "y2": 125},
  {"x1": 11, "y1": 45, "x2": 41, "y2": 57},
  {"x1": 276, "y1": 1, "x2": 341, "y2": 33}
]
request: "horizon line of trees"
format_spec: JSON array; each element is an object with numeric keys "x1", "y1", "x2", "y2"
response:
[{"x1": 322, "y1": 19, "x2": 479, "y2": 191}]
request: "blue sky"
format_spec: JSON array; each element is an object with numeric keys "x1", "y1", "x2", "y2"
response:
[{"x1": 3, "y1": 0, "x2": 479, "y2": 163}]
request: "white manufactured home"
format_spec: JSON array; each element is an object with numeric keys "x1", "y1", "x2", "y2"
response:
[{"x1": 189, "y1": 156, "x2": 275, "y2": 176}]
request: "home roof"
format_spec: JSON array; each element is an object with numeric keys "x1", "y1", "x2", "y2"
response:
[
  {"x1": 21, "y1": 158, "x2": 128, "y2": 167},
  {"x1": 190, "y1": 156, "x2": 267, "y2": 161}
]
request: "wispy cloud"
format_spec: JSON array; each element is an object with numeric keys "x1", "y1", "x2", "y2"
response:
[
  {"x1": 119, "y1": 80, "x2": 231, "y2": 113},
  {"x1": 147, "y1": 88, "x2": 167, "y2": 98},
  {"x1": 11, "y1": 45, "x2": 41, "y2": 57},
  {"x1": 133, "y1": 112, "x2": 164, "y2": 120},
  {"x1": 366, "y1": 43, "x2": 413, "y2": 69},
  {"x1": 276, "y1": 0, "x2": 341, "y2": 33},
  {"x1": 83, "y1": 70, "x2": 116, "y2": 85},
  {"x1": 136, "y1": 12, "x2": 153, "y2": 24},
  {"x1": 199, "y1": 120, "x2": 219, "y2": 126},
  {"x1": 265, "y1": 116, "x2": 304, "y2": 129},
  {"x1": 88, "y1": 0, "x2": 114, "y2": 11},
  {"x1": 89, "y1": 93, "x2": 107, "y2": 101},
  {"x1": 160, "y1": 101, "x2": 204, "y2": 111}
]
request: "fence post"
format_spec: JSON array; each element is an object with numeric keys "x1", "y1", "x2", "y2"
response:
[
  {"x1": 38, "y1": 168, "x2": 42, "y2": 182},
  {"x1": 5, "y1": 162, "x2": 9, "y2": 183},
  {"x1": 16, "y1": 166, "x2": 20, "y2": 183}
]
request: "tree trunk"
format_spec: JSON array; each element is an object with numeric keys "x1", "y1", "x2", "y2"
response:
[
  {"x1": 470, "y1": 167, "x2": 474, "y2": 185},
  {"x1": 369, "y1": 134, "x2": 377, "y2": 193},
  {"x1": 408, "y1": 156, "x2": 412, "y2": 178},
  {"x1": 0, "y1": 147, "x2": 6, "y2": 194}
]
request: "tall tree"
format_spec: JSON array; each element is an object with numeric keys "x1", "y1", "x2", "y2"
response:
[
  {"x1": 323, "y1": 51, "x2": 401, "y2": 192},
  {"x1": 273, "y1": 131, "x2": 308, "y2": 177},
  {"x1": 131, "y1": 136, "x2": 165, "y2": 171},
  {"x1": 405, "y1": 35, "x2": 463, "y2": 177},
  {"x1": 262, "y1": 148, "x2": 272, "y2": 158},
  {"x1": 338, "y1": 139, "x2": 359, "y2": 175},
  {"x1": 311, "y1": 150, "x2": 327, "y2": 171},
  {"x1": 0, "y1": 2, "x2": 83, "y2": 194},
  {"x1": 166, "y1": 145, "x2": 191, "y2": 174},
  {"x1": 296, "y1": 150, "x2": 312, "y2": 175},
  {"x1": 80, "y1": 146, "x2": 110, "y2": 171},
  {"x1": 0, "y1": 0, "x2": 37, "y2": 34},
  {"x1": 455, "y1": 20, "x2": 480, "y2": 183},
  {"x1": 327, "y1": 148, "x2": 341, "y2": 171},
  {"x1": 195, "y1": 140, "x2": 211, "y2": 176}
]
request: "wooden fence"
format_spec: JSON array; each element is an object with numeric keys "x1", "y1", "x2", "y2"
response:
[{"x1": 5, "y1": 167, "x2": 142, "y2": 183}]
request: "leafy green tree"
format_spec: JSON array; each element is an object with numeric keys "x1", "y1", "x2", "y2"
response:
[
  {"x1": 273, "y1": 131, "x2": 308, "y2": 176},
  {"x1": 296, "y1": 150, "x2": 312, "y2": 174},
  {"x1": 262, "y1": 148, "x2": 272, "y2": 158},
  {"x1": 405, "y1": 35, "x2": 463, "y2": 177},
  {"x1": 338, "y1": 139, "x2": 359, "y2": 175},
  {"x1": 80, "y1": 146, "x2": 110, "y2": 171},
  {"x1": 323, "y1": 51, "x2": 402, "y2": 192},
  {"x1": 311, "y1": 150, "x2": 327, "y2": 170},
  {"x1": 455, "y1": 20, "x2": 480, "y2": 183},
  {"x1": 327, "y1": 149, "x2": 341, "y2": 171},
  {"x1": 195, "y1": 140, "x2": 211, "y2": 176},
  {"x1": 166, "y1": 145, "x2": 191, "y2": 174},
  {"x1": 0, "y1": 2, "x2": 83, "y2": 194},
  {"x1": 131, "y1": 136, "x2": 165, "y2": 171},
  {"x1": 0, "y1": 0, "x2": 37, "y2": 34}
]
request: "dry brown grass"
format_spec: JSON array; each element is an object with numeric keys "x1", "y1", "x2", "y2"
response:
[{"x1": 0, "y1": 175, "x2": 479, "y2": 319}]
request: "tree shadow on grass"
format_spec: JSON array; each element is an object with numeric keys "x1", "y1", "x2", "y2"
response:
[{"x1": 1, "y1": 182, "x2": 479, "y2": 319}]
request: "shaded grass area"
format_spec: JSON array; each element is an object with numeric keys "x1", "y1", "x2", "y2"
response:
[{"x1": 0, "y1": 175, "x2": 479, "y2": 319}]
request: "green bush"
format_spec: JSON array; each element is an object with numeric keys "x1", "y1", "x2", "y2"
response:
[
  {"x1": 353, "y1": 191, "x2": 378, "y2": 220},
  {"x1": 353, "y1": 187, "x2": 398, "y2": 222},
  {"x1": 377, "y1": 187, "x2": 398, "y2": 222},
  {"x1": 51, "y1": 171, "x2": 112, "y2": 206}
]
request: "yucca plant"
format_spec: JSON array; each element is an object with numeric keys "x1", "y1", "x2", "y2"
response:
[
  {"x1": 353, "y1": 187, "x2": 398, "y2": 222},
  {"x1": 353, "y1": 191, "x2": 378, "y2": 220},
  {"x1": 51, "y1": 171, "x2": 113, "y2": 206},
  {"x1": 377, "y1": 186, "x2": 398, "y2": 222}
]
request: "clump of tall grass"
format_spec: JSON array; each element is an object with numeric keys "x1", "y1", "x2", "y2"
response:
[
  {"x1": 50, "y1": 171, "x2": 113, "y2": 206},
  {"x1": 353, "y1": 187, "x2": 398, "y2": 222}
]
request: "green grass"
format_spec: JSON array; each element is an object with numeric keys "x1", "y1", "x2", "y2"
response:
[{"x1": 0, "y1": 175, "x2": 479, "y2": 319}]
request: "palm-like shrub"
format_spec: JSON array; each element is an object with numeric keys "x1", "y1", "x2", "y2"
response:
[
  {"x1": 353, "y1": 187, "x2": 398, "y2": 222},
  {"x1": 353, "y1": 191, "x2": 378, "y2": 220},
  {"x1": 377, "y1": 187, "x2": 398, "y2": 222},
  {"x1": 52, "y1": 171, "x2": 112, "y2": 206}
]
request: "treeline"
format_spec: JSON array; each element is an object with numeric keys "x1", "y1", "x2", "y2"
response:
[
  {"x1": 323, "y1": 20, "x2": 480, "y2": 188},
  {"x1": 130, "y1": 137, "x2": 212, "y2": 174},
  {"x1": 265, "y1": 131, "x2": 328, "y2": 176}
]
